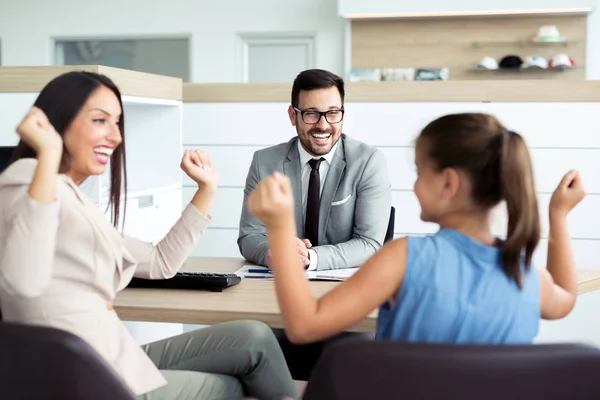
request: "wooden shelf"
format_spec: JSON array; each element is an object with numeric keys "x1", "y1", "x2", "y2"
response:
[
  {"x1": 469, "y1": 66, "x2": 576, "y2": 72},
  {"x1": 471, "y1": 39, "x2": 576, "y2": 48},
  {"x1": 0, "y1": 66, "x2": 182, "y2": 100},
  {"x1": 351, "y1": 15, "x2": 586, "y2": 81},
  {"x1": 184, "y1": 82, "x2": 290, "y2": 103},
  {"x1": 183, "y1": 81, "x2": 600, "y2": 103}
]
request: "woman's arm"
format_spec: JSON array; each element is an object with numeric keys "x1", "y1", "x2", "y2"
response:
[
  {"x1": 125, "y1": 149, "x2": 217, "y2": 278},
  {"x1": 0, "y1": 186, "x2": 62, "y2": 298},
  {"x1": 124, "y1": 199, "x2": 212, "y2": 279},
  {"x1": 0, "y1": 108, "x2": 63, "y2": 297},
  {"x1": 28, "y1": 151, "x2": 61, "y2": 203},
  {"x1": 249, "y1": 172, "x2": 408, "y2": 344}
]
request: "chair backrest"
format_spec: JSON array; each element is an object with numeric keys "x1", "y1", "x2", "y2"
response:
[
  {"x1": 0, "y1": 321, "x2": 137, "y2": 400},
  {"x1": 384, "y1": 206, "x2": 395, "y2": 243},
  {"x1": 303, "y1": 340, "x2": 600, "y2": 400}
]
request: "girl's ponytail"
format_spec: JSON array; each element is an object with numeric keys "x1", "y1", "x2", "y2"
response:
[{"x1": 499, "y1": 130, "x2": 541, "y2": 288}]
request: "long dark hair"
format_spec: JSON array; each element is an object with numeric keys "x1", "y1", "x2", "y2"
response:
[
  {"x1": 417, "y1": 113, "x2": 540, "y2": 288},
  {"x1": 10, "y1": 71, "x2": 127, "y2": 227}
]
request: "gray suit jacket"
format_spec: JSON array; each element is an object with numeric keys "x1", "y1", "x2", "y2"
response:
[{"x1": 238, "y1": 134, "x2": 392, "y2": 270}]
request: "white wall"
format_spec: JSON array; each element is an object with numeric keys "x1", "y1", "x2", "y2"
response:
[
  {"x1": 1, "y1": 0, "x2": 599, "y2": 81},
  {"x1": 0, "y1": 0, "x2": 345, "y2": 82},
  {"x1": 183, "y1": 101, "x2": 600, "y2": 270}
]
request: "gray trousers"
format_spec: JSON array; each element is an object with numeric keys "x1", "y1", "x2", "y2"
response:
[{"x1": 138, "y1": 320, "x2": 297, "y2": 400}]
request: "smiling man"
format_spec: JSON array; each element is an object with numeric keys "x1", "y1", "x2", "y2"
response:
[
  {"x1": 237, "y1": 69, "x2": 392, "y2": 380},
  {"x1": 238, "y1": 68, "x2": 391, "y2": 272}
]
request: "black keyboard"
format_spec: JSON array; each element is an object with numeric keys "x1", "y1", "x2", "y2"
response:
[{"x1": 127, "y1": 272, "x2": 241, "y2": 292}]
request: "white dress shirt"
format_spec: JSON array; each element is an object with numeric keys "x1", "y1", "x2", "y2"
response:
[{"x1": 297, "y1": 140, "x2": 339, "y2": 270}]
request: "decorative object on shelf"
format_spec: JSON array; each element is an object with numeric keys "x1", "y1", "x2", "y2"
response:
[
  {"x1": 349, "y1": 67, "x2": 417, "y2": 82},
  {"x1": 549, "y1": 53, "x2": 575, "y2": 68},
  {"x1": 381, "y1": 68, "x2": 415, "y2": 81},
  {"x1": 471, "y1": 53, "x2": 575, "y2": 72},
  {"x1": 470, "y1": 55, "x2": 576, "y2": 73},
  {"x1": 472, "y1": 25, "x2": 572, "y2": 48},
  {"x1": 521, "y1": 56, "x2": 549, "y2": 69},
  {"x1": 414, "y1": 68, "x2": 449, "y2": 81},
  {"x1": 533, "y1": 25, "x2": 566, "y2": 43},
  {"x1": 348, "y1": 68, "x2": 382, "y2": 82},
  {"x1": 475, "y1": 56, "x2": 499, "y2": 70},
  {"x1": 499, "y1": 55, "x2": 524, "y2": 69}
]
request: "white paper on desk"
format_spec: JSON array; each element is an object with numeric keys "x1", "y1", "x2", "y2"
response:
[
  {"x1": 235, "y1": 264, "x2": 358, "y2": 281},
  {"x1": 305, "y1": 268, "x2": 359, "y2": 281},
  {"x1": 235, "y1": 264, "x2": 273, "y2": 279}
]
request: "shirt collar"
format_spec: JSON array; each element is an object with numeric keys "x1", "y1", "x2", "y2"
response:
[{"x1": 297, "y1": 138, "x2": 339, "y2": 167}]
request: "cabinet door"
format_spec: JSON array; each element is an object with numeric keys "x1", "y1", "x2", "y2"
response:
[{"x1": 119, "y1": 189, "x2": 183, "y2": 243}]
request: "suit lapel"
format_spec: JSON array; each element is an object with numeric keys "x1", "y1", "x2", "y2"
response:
[
  {"x1": 318, "y1": 139, "x2": 346, "y2": 243},
  {"x1": 283, "y1": 139, "x2": 304, "y2": 238}
]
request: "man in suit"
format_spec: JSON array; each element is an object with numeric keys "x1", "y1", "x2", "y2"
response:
[
  {"x1": 238, "y1": 68, "x2": 391, "y2": 380},
  {"x1": 238, "y1": 68, "x2": 391, "y2": 271}
]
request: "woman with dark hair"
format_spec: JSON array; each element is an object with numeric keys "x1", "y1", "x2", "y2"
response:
[{"x1": 0, "y1": 71, "x2": 296, "y2": 400}]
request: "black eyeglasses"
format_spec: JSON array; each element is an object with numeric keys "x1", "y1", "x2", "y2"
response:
[{"x1": 293, "y1": 107, "x2": 345, "y2": 124}]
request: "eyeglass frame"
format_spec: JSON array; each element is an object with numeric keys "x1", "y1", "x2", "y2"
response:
[{"x1": 292, "y1": 106, "x2": 345, "y2": 124}]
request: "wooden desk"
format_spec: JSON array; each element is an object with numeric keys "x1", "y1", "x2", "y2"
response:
[
  {"x1": 576, "y1": 269, "x2": 600, "y2": 295},
  {"x1": 114, "y1": 257, "x2": 600, "y2": 333},
  {"x1": 115, "y1": 257, "x2": 377, "y2": 332}
]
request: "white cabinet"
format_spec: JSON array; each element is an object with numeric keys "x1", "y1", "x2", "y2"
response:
[{"x1": 113, "y1": 189, "x2": 184, "y2": 244}]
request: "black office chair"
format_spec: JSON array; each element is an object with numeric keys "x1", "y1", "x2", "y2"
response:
[
  {"x1": 384, "y1": 206, "x2": 395, "y2": 243},
  {"x1": 0, "y1": 146, "x2": 16, "y2": 174},
  {"x1": 0, "y1": 321, "x2": 137, "y2": 400},
  {"x1": 303, "y1": 340, "x2": 600, "y2": 400}
]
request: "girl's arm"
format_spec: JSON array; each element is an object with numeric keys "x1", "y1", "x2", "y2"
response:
[
  {"x1": 539, "y1": 211, "x2": 578, "y2": 319},
  {"x1": 251, "y1": 172, "x2": 408, "y2": 344},
  {"x1": 539, "y1": 170, "x2": 585, "y2": 320}
]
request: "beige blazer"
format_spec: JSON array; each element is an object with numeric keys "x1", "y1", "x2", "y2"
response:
[{"x1": 0, "y1": 159, "x2": 210, "y2": 396}]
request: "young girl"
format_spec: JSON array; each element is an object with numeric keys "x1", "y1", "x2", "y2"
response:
[{"x1": 247, "y1": 112, "x2": 585, "y2": 345}]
